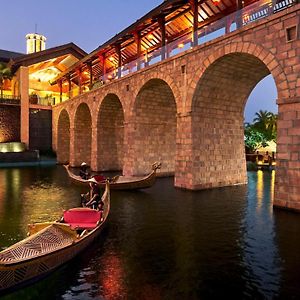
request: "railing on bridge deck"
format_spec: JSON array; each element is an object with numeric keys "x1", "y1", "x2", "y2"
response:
[
  {"x1": 0, "y1": 95, "x2": 21, "y2": 105},
  {"x1": 91, "y1": 0, "x2": 296, "y2": 89}
]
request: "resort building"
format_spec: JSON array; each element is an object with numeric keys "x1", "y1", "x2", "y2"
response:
[{"x1": 0, "y1": 39, "x2": 86, "y2": 151}]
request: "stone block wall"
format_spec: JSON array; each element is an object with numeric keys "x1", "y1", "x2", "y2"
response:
[
  {"x1": 97, "y1": 94, "x2": 124, "y2": 171},
  {"x1": 0, "y1": 105, "x2": 20, "y2": 143},
  {"x1": 57, "y1": 109, "x2": 70, "y2": 164},
  {"x1": 52, "y1": 4, "x2": 300, "y2": 211}
]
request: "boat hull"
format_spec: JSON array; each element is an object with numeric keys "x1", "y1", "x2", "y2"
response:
[
  {"x1": 0, "y1": 182, "x2": 110, "y2": 294},
  {"x1": 0, "y1": 223, "x2": 106, "y2": 294},
  {"x1": 63, "y1": 163, "x2": 161, "y2": 190}
]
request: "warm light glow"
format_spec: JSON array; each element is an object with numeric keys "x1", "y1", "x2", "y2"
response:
[
  {"x1": 147, "y1": 33, "x2": 154, "y2": 40},
  {"x1": 243, "y1": 14, "x2": 250, "y2": 23},
  {"x1": 178, "y1": 43, "x2": 184, "y2": 48},
  {"x1": 257, "y1": 170, "x2": 264, "y2": 209},
  {"x1": 26, "y1": 33, "x2": 46, "y2": 54},
  {"x1": 211, "y1": 0, "x2": 221, "y2": 5},
  {"x1": 270, "y1": 170, "x2": 275, "y2": 203},
  {"x1": 109, "y1": 56, "x2": 114, "y2": 62},
  {"x1": 83, "y1": 71, "x2": 89, "y2": 75},
  {"x1": 108, "y1": 74, "x2": 113, "y2": 79},
  {"x1": 0, "y1": 142, "x2": 26, "y2": 153},
  {"x1": 99, "y1": 252, "x2": 126, "y2": 299},
  {"x1": 30, "y1": 66, "x2": 60, "y2": 82}
]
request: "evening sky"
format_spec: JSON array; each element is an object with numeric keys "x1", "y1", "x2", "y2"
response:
[{"x1": 0, "y1": 0, "x2": 277, "y2": 122}]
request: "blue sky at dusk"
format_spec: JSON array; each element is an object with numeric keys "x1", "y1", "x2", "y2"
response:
[{"x1": 0, "y1": 0, "x2": 277, "y2": 122}]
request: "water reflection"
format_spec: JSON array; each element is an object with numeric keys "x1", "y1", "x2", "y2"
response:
[
  {"x1": 242, "y1": 171, "x2": 281, "y2": 298},
  {"x1": 271, "y1": 170, "x2": 275, "y2": 203},
  {"x1": 256, "y1": 170, "x2": 264, "y2": 210},
  {"x1": 0, "y1": 167, "x2": 299, "y2": 299}
]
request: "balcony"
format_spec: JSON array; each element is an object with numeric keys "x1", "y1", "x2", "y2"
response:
[{"x1": 0, "y1": 94, "x2": 21, "y2": 106}]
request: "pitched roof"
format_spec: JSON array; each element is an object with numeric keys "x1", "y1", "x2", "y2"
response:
[
  {"x1": 10, "y1": 43, "x2": 87, "y2": 71},
  {"x1": 0, "y1": 49, "x2": 24, "y2": 63}
]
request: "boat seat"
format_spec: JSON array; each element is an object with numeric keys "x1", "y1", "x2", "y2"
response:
[
  {"x1": 93, "y1": 175, "x2": 106, "y2": 182},
  {"x1": 63, "y1": 208, "x2": 102, "y2": 230}
]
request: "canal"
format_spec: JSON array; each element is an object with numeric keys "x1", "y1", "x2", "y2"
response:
[{"x1": 0, "y1": 166, "x2": 300, "y2": 299}]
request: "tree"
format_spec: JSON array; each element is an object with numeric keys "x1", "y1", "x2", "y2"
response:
[
  {"x1": 252, "y1": 110, "x2": 277, "y2": 140},
  {"x1": 244, "y1": 124, "x2": 268, "y2": 153},
  {"x1": 0, "y1": 62, "x2": 12, "y2": 98},
  {"x1": 244, "y1": 110, "x2": 278, "y2": 152}
]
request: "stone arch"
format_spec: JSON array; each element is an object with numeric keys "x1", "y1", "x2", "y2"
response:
[
  {"x1": 74, "y1": 103, "x2": 92, "y2": 166},
  {"x1": 97, "y1": 93, "x2": 124, "y2": 171},
  {"x1": 190, "y1": 49, "x2": 279, "y2": 188},
  {"x1": 131, "y1": 78, "x2": 177, "y2": 174},
  {"x1": 132, "y1": 72, "x2": 181, "y2": 113},
  {"x1": 188, "y1": 42, "x2": 287, "y2": 108},
  {"x1": 57, "y1": 109, "x2": 70, "y2": 164}
]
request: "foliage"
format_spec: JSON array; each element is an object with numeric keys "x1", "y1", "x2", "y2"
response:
[
  {"x1": 244, "y1": 126, "x2": 268, "y2": 152},
  {"x1": 244, "y1": 110, "x2": 277, "y2": 152},
  {"x1": 0, "y1": 62, "x2": 12, "y2": 97},
  {"x1": 252, "y1": 110, "x2": 277, "y2": 140}
]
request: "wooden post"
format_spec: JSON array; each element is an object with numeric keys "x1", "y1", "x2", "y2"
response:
[
  {"x1": 190, "y1": 0, "x2": 199, "y2": 46},
  {"x1": 77, "y1": 68, "x2": 82, "y2": 94},
  {"x1": 116, "y1": 44, "x2": 122, "y2": 78},
  {"x1": 67, "y1": 75, "x2": 71, "y2": 99},
  {"x1": 236, "y1": 0, "x2": 243, "y2": 29},
  {"x1": 134, "y1": 32, "x2": 141, "y2": 70},
  {"x1": 59, "y1": 80, "x2": 62, "y2": 103},
  {"x1": 158, "y1": 15, "x2": 166, "y2": 60},
  {"x1": 87, "y1": 61, "x2": 93, "y2": 89}
]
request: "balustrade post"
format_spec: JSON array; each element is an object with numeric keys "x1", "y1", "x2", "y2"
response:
[
  {"x1": 158, "y1": 15, "x2": 166, "y2": 60},
  {"x1": 134, "y1": 32, "x2": 141, "y2": 71},
  {"x1": 190, "y1": 0, "x2": 199, "y2": 46},
  {"x1": 59, "y1": 80, "x2": 62, "y2": 103}
]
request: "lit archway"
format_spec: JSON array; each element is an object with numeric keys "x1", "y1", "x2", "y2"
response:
[
  {"x1": 132, "y1": 79, "x2": 177, "y2": 174},
  {"x1": 57, "y1": 109, "x2": 70, "y2": 164},
  {"x1": 74, "y1": 103, "x2": 92, "y2": 166},
  {"x1": 191, "y1": 52, "x2": 277, "y2": 188},
  {"x1": 97, "y1": 94, "x2": 124, "y2": 171}
]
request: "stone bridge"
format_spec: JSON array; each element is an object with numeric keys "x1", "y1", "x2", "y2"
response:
[{"x1": 53, "y1": 4, "x2": 300, "y2": 211}]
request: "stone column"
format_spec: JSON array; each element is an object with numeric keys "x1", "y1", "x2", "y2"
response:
[
  {"x1": 19, "y1": 66, "x2": 29, "y2": 148},
  {"x1": 174, "y1": 112, "x2": 194, "y2": 188},
  {"x1": 91, "y1": 125, "x2": 98, "y2": 171},
  {"x1": 122, "y1": 120, "x2": 136, "y2": 176},
  {"x1": 69, "y1": 126, "x2": 76, "y2": 167},
  {"x1": 274, "y1": 96, "x2": 300, "y2": 211}
]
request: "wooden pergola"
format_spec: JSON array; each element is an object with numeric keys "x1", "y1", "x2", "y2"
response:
[{"x1": 51, "y1": 0, "x2": 256, "y2": 93}]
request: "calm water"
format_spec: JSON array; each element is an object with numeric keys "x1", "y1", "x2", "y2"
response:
[{"x1": 0, "y1": 166, "x2": 300, "y2": 300}]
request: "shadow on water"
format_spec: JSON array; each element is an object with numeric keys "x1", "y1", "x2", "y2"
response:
[{"x1": 0, "y1": 167, "x2": 300, "y2": 299}]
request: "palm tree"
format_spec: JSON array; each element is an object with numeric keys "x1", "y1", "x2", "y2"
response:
[
  {"x1": 0, "y1": 62, "x2": 12, "y2": 98},
  {"x1": 267, "y1": 113, "x2": 277, "y2": 140},
  {"x1": 252, "y1": 110, "x2": 277, "y2": 140}
]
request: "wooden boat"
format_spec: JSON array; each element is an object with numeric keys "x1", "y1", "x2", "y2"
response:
[
  {"x1": 63, "y1": 162, "x2": 161, "y2": 190},
  {"x1": 0, "y1": 181, "x2": 110, "y2": 294}
]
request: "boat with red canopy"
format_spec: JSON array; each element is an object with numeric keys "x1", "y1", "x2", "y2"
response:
[{"x1": 0, "y1": 181, "x2": 110, "y2": 294}]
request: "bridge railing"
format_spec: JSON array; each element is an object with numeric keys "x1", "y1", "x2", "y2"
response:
[{"x1": 93, "y1": 0, "x2": 296, "y2": 86}]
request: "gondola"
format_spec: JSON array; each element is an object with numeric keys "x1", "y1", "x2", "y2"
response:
[
  {"x1": 63, "y1": 162, "x2": 161, "y2": 190},
  {"x1": 0, "y1": 181, "x2": 110, "y2": 294}
]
